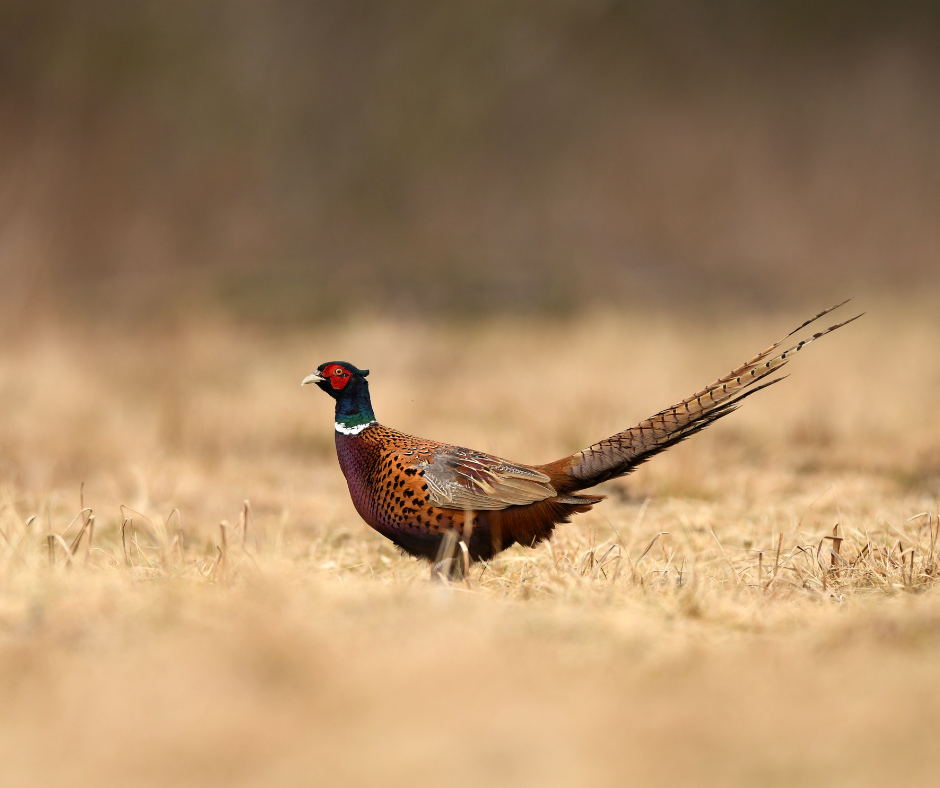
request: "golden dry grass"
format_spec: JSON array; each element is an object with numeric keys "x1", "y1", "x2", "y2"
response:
[{"x1": 0, "y1": 301, "x2": 938, "y2": 787}]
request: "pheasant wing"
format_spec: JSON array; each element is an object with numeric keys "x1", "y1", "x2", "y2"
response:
[{"x1": 422, "y1": 448, "x2": 557, "y2": 511}]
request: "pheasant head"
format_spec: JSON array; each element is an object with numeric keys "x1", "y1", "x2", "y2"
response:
[{"x1": 302, "y1": 362, "x2": 376, "y2": 435}]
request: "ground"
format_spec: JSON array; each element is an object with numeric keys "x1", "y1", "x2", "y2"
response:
[{"x1": 0, "y1": 300, "x2": 937, "y2": 787}]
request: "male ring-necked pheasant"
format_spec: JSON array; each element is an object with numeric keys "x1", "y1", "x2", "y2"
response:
[{"x1": 303, "y1": 302, "x2": 860, "y2": 575}]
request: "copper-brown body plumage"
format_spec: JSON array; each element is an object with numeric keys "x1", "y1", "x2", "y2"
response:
[{"x1": 305, "y1": 302, "x2": 861, "y2": 575}]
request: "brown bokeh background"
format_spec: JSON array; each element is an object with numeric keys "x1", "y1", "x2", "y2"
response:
[
  {"x1": 2, "y1": 6, "x2": 940, "y2": 786},
  {"x1": 2, "y1": 0, "x2": 938, "y2": 322}
]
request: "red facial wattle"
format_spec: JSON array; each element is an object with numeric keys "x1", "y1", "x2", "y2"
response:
[{"x1": 327, "y1": 365, "x2": 351, "y2": 390}]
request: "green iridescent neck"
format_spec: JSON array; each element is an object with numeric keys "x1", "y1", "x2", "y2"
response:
[{"x1": 334, "y1": 381, "x2": 376, "y2": 435}]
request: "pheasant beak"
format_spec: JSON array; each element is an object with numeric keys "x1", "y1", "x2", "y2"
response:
[{"x1": 301, "y1": 372, "x2": 326, "y2": 387}]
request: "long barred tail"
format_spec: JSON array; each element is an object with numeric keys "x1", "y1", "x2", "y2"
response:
[{"x1": 551, "y1": 300, "x2": 862, "y2": 490}]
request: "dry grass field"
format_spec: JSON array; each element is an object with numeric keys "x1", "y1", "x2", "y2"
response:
[{"x1": 0, "y1": 300, "x2": 938, "y2": 787}]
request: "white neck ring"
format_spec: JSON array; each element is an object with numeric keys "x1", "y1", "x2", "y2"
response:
[{"x1": 335, "y1": 420, "x2": 376, "y2": 436}]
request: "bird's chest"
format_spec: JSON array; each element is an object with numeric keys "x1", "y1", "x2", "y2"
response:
[
  {"x1": 334, "y1": 432, "x2": 437, "y2": 533},
  {"x1": 334, "y1": 433, "x2": 383, "y2": 515}
]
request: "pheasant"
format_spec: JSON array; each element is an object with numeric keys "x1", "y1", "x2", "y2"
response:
[{"x1": 302, "y1": 302, "x2": 860, "y2": 576}]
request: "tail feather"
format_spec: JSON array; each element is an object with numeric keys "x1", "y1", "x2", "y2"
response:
[{"x1": 547, "y1": 302, "x2": 862, "y2": 491}]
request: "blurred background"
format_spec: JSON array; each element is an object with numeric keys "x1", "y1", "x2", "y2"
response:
[
  {"x1": 2, "y1": 8, "x2": 940, "y2": 786},
  {"x1": 1, "y1": 0, "x2": 938, "y2": 325}
]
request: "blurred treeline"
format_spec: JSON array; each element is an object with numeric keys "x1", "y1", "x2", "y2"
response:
[{"x1": 1, "y1": 0, "x2": 938, "y2": 320}]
